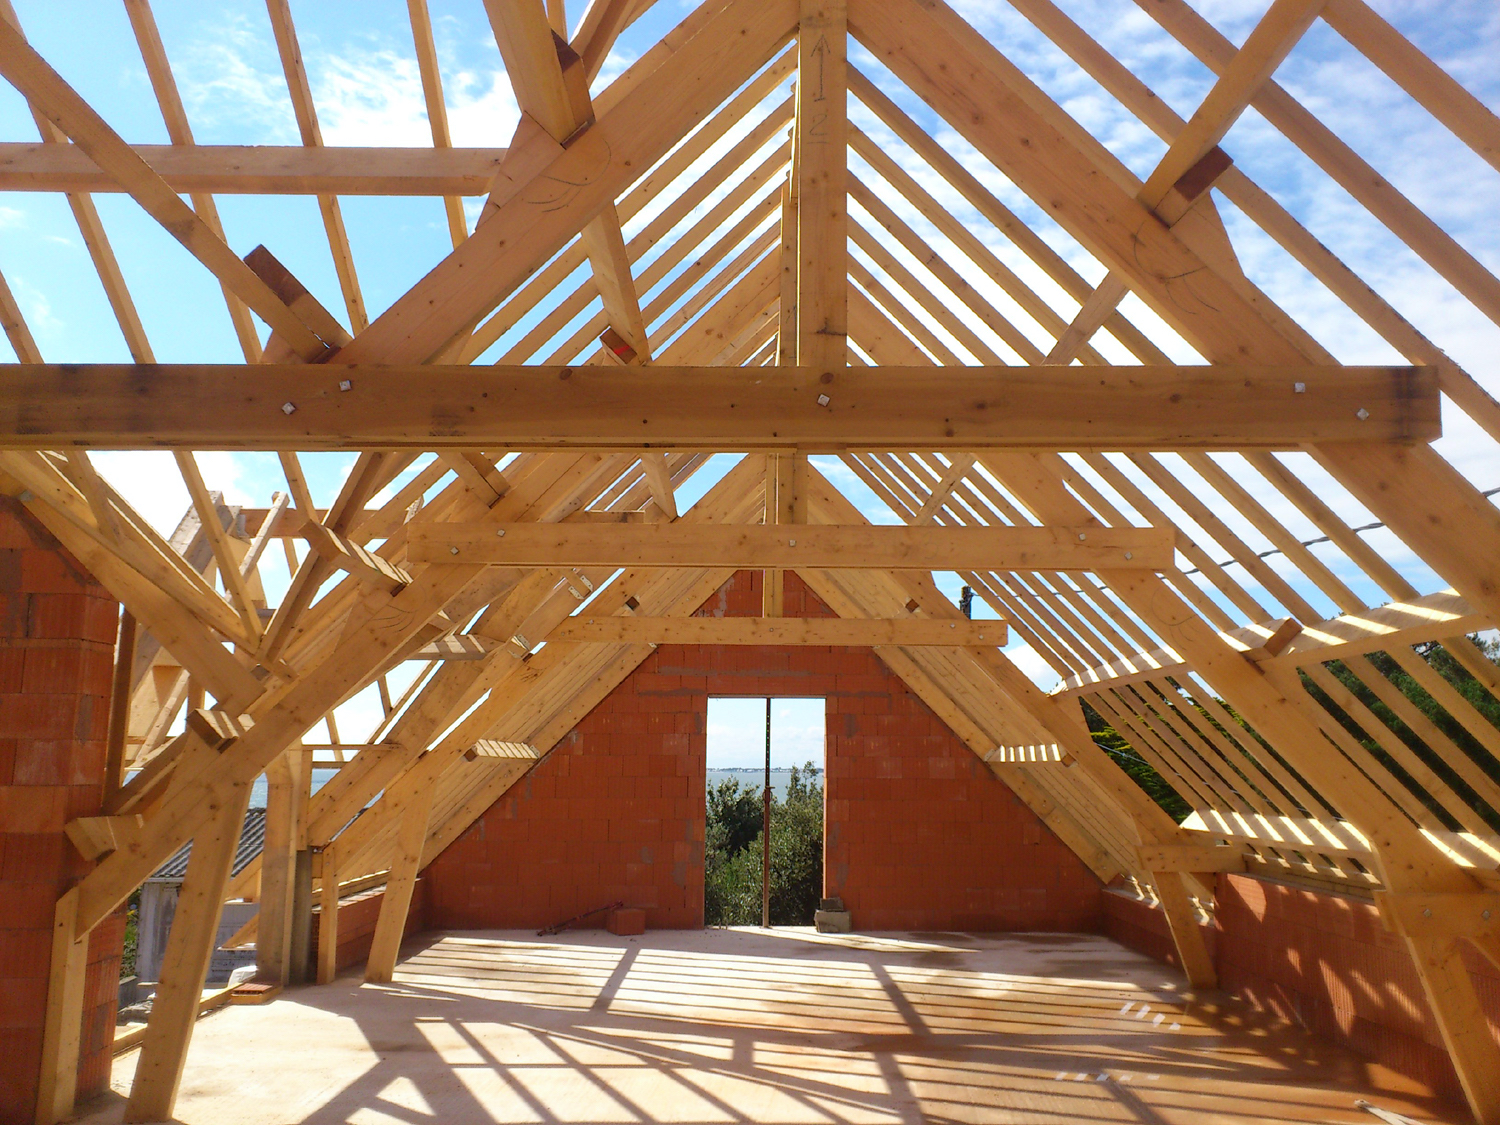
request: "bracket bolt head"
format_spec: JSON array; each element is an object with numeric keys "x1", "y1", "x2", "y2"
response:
[
  {"x1": 496, "y1": 528, "x2": 506, "y2": 537},
  {"x1": 1423, "y1": 907, "x2": 1432, "y2": 918},
  {"x1": 1356, "y1": 407, "x2": 1370, "y2": 420},
  {"x1": 1077, "y1": 532, "x2": 1087, "y2": 541},
  {"x1": 449, "y1": 546, "x2": 459, "y2": 555},
  {"x1": 281, "y1": 401, "x2": 297, "y2": 415},
  {"x1": 1293, "y1": 382, "x2": 1306, "y2": 394},
  {"x1": 1124, "y1": 551, "x2": 1133, "y2": 560},
  {"x1": 1485, "y1": 910, "x2": 1492, "y2": 921},
  {"x1": 788, "y1": 538, "x2": 797, "y2": 546},
  {"x1": 338, "y1": 379, "x2": 352, "y2": 391},
  {"x1": 816, "y1": 393, "x2": 831, "y2": 407}
]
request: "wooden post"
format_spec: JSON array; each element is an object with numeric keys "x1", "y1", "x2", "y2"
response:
[
  {"x1": 776, "y1": 175, "x2": 797, "y2": 367},
  {"x1": 288, "y1": 848, "x2": 314, "y2": 985},
  {"x1": 762, "y1": 697, "x2": 772, "y2": 928},
  {"x1": 103, "y1": 609, "x2": 136, "y2": 803},
  {"x1": 1401, "y1": 930, "x2": 1500, "y2": 1123},
  {"x1": 254, "y1": 749, "x2": 301, "y2": 983},
  {"x1": 34, "y1": 888, "x2": 88, "y2": 1125},
  {"x1": 316, "y1": 842, "x2": 339, "y2": 985},
  {"x1": 794, "y1": 0, "x2": 847, "y2": 373},
  {"x1": 124, "y1": 781, "x2": 252, "y2": 1123},
  {"x1": 364, "y1": 782, "x2": 437, "y2": 984},
  {"x1": 1151, "y1": 869, "x2": 1217, "y2": 989},
  {"x1": 763, "y1": 455, "x2": 784, "y2": 617}
]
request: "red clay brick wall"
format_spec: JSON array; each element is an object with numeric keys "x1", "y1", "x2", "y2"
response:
[
  {"x1": 423, "y1": 571, "x2": 1102, "y2": 933},
  {"x1": 1104, "y1": 873, "x2": 1500, "y2": 1105},
  {"x1": 0, "y1": 496, "x2": 122, "y2": 1122}
]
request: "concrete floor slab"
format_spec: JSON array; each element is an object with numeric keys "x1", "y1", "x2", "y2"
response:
[{"x1": 82, "y1": 929, "x2": 1464, "y2": 1124}]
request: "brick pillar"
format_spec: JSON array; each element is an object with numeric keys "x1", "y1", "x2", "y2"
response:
[{"x1": 0, "y1": 496, "x2": 123, "y2": 1122}]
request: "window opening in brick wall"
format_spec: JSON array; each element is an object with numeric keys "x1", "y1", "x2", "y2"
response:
[{"x1": 704, "y1": 697, "x2": 825, "y2": 927}]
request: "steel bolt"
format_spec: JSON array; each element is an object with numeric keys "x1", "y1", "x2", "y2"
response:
[
  {"x1": 1356, "y1": 407, "x2": 1370, "y2": 420},
  {"x1": 1293, "y1": 382, "x2": 1306, "y2": 394},
  {"x1": 449, "y1": 546, "x2": 459, "y2": 555},
  {"x1": 281, "y1": 402, "x2": 297, "y2": 414}
]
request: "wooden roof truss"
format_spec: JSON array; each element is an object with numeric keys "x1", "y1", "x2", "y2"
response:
[{"x1": 2, "y1": 0, "x2": 1500, "y2": 1119}]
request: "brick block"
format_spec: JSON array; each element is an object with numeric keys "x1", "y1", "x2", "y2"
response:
[{"x1": 0, "y1": 787, "x2": 68, "y2": 834}]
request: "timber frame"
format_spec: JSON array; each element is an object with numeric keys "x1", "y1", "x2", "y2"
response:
[{"x1": 2, "y1": 0, "x2": 1500, "y2": 1121}]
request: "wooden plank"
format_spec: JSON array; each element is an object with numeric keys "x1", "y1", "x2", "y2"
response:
[
  {"x1": 254, "y1": 749, "x2": 304, "y2": 985},
  {"x1": 406, "y1": 0, "x2": 469, "y2": 246},
  {"x1": 301, "y1": 521, "x2": 412, "y2": 593},
  {"x1": 123, "y1": 781, "x2": 252, "y2": 1123},
  {"x1": 1137, "y1": 843, "x2": 1248, "y2": 874},
  {"x1": 316, "y1": 841, "x2": 339, "y2": 985},
  {"x1": 795, "y1": 0, "x2": 846, "y2": 371},
  {"x1": 0, "y1": 363, "x2": 1440, "y2": 450},
  {"x1": 34, "y1": 888, "x2": 87, "y2": 1125},
  {"x1": 573, "y1": 0, "x2": 643, "y2": 82},
  {"x1": 1270, "y1": 590, "x2": 1488, "y2": 662},
  {"x1": 638, "y1": 453, "x2": 678, "y2": 518},
  {"x1": 104, "y1": 610, "x2": 136, "y2": 801},
  {"x1": 1397, "y1": 929, "x2": 1500, "y2": 1122},
  {"x1": 548, "y1": 615, "x2": 1007, "y2": 645},
  {"x1": 467, "y1": 740, "x2": 539, "y2": 760},
  {"x1": 1136, "y1": 0, "x2": 1326, "y2": 208},
  {"x1": 1054, "y1": 590, "x2": 1492, "y2": 694},
  {"x1": 412, "y1": 522, "x2": 1172, "y2": 570},
  {"x1": 0, "y1": 142, "x2": 506, "y2": 194},
  {"x1": 1151, "y1": 868, "x2": 1218, "y2": 988},
  {"x1": 410, "y1": 635, "x2": 499, "y2": 660},
  {"x1": 364, "y1": 782, "x2": 437, "y2": 984}
]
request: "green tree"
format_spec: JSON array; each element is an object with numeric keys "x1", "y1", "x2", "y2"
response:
[
  {"x1": 1298, "y1": 635, "x2": 1500, "y2": 832},
  {"x1": 1082, "y1": 700, "x2": 1192, "y2": 822},
  {"x1": 704, "y1": 764, "x2": 825, "y2": 926}
]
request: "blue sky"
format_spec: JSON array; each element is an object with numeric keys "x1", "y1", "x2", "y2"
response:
[
  {"x1": 706, "y1": 697, "x2": 825, "y2": 769},
  {"x1": 1, "y1": 0, "x2": 1497, "y2": 722}
]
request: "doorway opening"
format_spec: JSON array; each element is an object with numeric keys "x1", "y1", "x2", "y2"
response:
[{"x1": 704, "y1": 697, "x2": 826, "y2": 927}]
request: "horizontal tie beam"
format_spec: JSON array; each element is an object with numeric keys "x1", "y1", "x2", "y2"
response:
[
  {"x1": 408, "y1": 523, "x2": 1174, "y2": 571},
  {"x1": 547, "y1": 615, "x2": 1008, "y2": 646},
  {"x1": 0, "y1": 142, "x2": 507, "y2": 195},
  {"x1": 0, "y1": 363, "x2": 1439, "y2": 450}
]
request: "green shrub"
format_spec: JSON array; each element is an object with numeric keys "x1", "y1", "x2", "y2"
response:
[{"x1": 704, "y1": 764, "x2": 824, "y2": 926}]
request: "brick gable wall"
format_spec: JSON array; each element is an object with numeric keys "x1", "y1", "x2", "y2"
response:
[{"x1": 423, "y1": 571, "x2": 1102, "y2": 933}]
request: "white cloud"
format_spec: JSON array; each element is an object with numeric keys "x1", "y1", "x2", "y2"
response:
[
  {"x1": 88, "y1": 450, "x2": 260, "y2": 537},
  {"x1": 174, "y1": 14, "x2": 520, "y2": 149}
]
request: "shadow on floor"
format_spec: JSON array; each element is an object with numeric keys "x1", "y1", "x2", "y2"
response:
[{"x1": 84, "y1": 928, "x2": 1469, "y2": 1125}]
